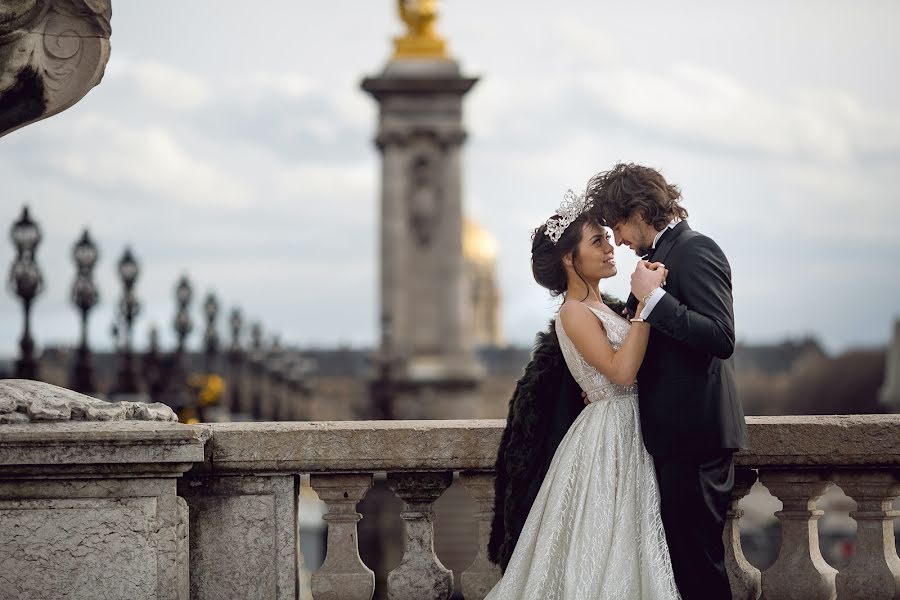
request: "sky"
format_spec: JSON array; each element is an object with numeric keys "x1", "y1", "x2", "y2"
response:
[{"x1": 1, "y1": 0, "x2": 899, "y2": 356}]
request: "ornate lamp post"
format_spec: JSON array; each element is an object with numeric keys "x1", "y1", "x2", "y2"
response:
[
  {"x1": 267, "y1": 336, "x2": 284, "y2": 421},
  {"x1": 162, "y1": 275, "x2": 194, "y2": 417},
  {"x1": 112, "y1": 247, "x2": 141, "y2": 395},
  {"x1": 8, "y1": 206, "x2": 44, "y2": 380},
  {"x1": 69, "y1": 229, "x2": 99, "y2": 393},
  {"x1": 203, "y1": 292, "x2": 220, "y2": 374},
  {"x1": 174, "y1": 276, "x2": 193, "y2": 356},
  {"x1": 249, "y1": 322, "x2": 264, "y2": 420},
  {"x1": 143, "y1": 325, "x2": 162, "y2": 402},
  {"x1": 227, "y1": 308, "x2": 244, "y2": 415}
]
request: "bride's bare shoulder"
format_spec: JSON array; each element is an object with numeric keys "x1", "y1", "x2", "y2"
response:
[{"x1": 559, "y1": 301, "x2": 606, "y2": 332}]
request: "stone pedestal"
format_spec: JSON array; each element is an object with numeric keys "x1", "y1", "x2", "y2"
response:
[
  {"x1": 362, "y1": 59, "x2": 484, "y2": 419},
  {"x1": 179, "y1": 473, "x2": 298, "y2": 600},
  {"x1": 0, "y1": 0, "x2": 111, "y2": 138},
  {"x1": 0, "y1": 420, "x2": 205, "y2": 600}
]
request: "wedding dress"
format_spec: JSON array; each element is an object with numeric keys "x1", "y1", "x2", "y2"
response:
[{"x1": 485, "y1": 305, "x2": 681, "y2": 600}]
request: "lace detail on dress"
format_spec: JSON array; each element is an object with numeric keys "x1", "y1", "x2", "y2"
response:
[
  {"x1": 484, "y1": 303, "x2": 681, "y2": 600},
  {"x1": 556, "y1": 305, "x2": 638, "y2": 403}
]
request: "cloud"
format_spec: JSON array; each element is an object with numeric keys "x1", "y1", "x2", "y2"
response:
[
  {"x1": 114, "y1": 60, "x2": 212, "y2": 111},
  {"x1": 240, "y1": 72, "x2": 316, "y2": 99},
  {"x1": 468, "y1": 39, "x2": 900, "y2": 168},
  {"x1": 578, "y1": 63, "x2": 900, "y2": 164},
  {"x1": 276, "y1": 162, "x2": 374, "y2": 200},
  {"x1": 38, "y1": 114, "x2": 251, "y2": 208}
]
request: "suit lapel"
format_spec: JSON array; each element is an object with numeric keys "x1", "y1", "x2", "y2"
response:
[
  {"x1": 648, "y1": 221, "x2": 690, "y2": 266},
  {"x1": 624, "y1": 221, "x2": 691, "y2": 317}
]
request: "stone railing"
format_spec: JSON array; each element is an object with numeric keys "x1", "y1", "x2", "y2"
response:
[{"x1": 2, "y1": 381, "x2": 900, "y2": 599}]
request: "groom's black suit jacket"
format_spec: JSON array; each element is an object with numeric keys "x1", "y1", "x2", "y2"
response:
[{"x1": 625, "y1": 221, "x2": 748, "y2": 457}]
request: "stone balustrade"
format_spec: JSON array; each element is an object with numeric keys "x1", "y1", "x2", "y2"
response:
[{"x1": 2, "y1": 382, "x2": 900, "y2": 599}]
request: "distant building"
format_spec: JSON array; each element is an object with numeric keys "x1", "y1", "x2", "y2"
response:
[
  {"x1": 733, "y1": 337, "x2": 825, "y2": 376},
  {"x1": 463, "y1": 218, "x2": 504, "y2": 349}
]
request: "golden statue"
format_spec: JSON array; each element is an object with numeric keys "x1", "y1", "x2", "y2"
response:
[{"x1": 393, "y1": 0, "x2": 450, "y2": 60}]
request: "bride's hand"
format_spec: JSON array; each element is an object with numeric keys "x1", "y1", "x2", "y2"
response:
[{"x1": 645, "y1": 262, "x2": 669, "y2": 286}]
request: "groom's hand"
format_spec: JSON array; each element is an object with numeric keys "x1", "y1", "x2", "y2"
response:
[{"x1": 631, "y1": 260, "x2": 667, "y2": 300}]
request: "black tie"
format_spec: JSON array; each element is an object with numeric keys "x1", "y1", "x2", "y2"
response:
[{"x1": 644, "y1": 227, "x2": 669, "y2": 262}]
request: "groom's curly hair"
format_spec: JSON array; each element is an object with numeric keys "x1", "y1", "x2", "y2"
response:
[{"x1": 585, "y1": 162, "x2": 688, "y2": 229}]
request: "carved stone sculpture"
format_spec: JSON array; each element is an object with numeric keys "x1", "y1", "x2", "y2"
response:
[
  {"x1": 0, "y1": 0, "x2": 111, "y2": 138},
  {"x1": 0, "y1": 379, "x2": 178, "y2": 423}
]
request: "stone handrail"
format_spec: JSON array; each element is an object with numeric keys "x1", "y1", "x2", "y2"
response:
[
  {"x1": 3, "y1": 397, "x2": 900, "y2": 599},
  {"x1": 188, "y1": 416, "x2": 900, "y2": 600}
]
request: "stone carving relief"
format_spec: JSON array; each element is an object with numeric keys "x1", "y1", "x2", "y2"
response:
[
  {"x1": 0, "y1": 379, "x2": 178, "y2": 423},
  {"x1": 0, "y1": 0, "x2": 111, "y2": 137},
  {"x1": 407, "y1": 152, "x2": 443, "y2": 247}
]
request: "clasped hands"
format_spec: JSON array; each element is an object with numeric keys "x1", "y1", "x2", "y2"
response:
[
  {"x1": 630, "y1": 260, "x2": 668, "y2": 301},
  {"x1": 581, "y1": 260, "x2": 669, "y2": 406}
]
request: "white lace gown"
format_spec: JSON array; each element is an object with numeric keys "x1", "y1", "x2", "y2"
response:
[{"x1": 485, "y1": 306, "x2": 681, "y2": 600}]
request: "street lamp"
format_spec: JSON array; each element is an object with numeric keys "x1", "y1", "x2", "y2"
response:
[
  {"x1": 143, "y1": 325, "x2": 162, "y2": 402},
  {"x1": 69, "y1": 229, "x2": 99, "y2": 393},
  {"x1": 227, "y1": 308, "x2": 244, "y2": 414},
  {"x1": 174, "y1": 275, "x2": 193, "y2": 355},
  {"x1": 113, "y1": 247, "x2": 141, "y2": 395},
  {"x1": 159, "y1": 275, "x2": 194, "y2": 419},
  {"x1": 8, "y1": 206, "x2": 44, "y2": 380},
  {"x1": 250, "y1": 322, "x2": 263, "y2": 420},
  {"x1": 203, "y1": 292, "x2": 220, "y2": 373},
  {"x1": 267, "y1": 336, "x2": 284, "y2": 421}
]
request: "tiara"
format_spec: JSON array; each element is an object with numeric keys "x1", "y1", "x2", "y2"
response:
[{"x1": 544, "y1": 189, "x2": 593, "y2": 244}]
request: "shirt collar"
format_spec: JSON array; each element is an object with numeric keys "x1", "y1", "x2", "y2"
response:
[{"x1": 652, "y1": 218, "x2": 682, "y2": 250}]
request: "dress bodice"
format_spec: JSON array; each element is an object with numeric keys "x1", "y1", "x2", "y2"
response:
[{"x1": 555, "y1": 304, "x2": 639, "y2": 403}]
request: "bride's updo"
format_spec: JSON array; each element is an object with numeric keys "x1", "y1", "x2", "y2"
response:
[{"x1": 531, "y1": 212, "x2": 596, "y2": 297}]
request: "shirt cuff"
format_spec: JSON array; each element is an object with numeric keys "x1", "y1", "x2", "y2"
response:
[{"x1": 640, "y1": 288, "x2": 666, "y2": 319}]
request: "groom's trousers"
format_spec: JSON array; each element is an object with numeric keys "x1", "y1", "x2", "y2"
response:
[{"x1": 654, "y1": 452, "x2": 735, "y2": 600}]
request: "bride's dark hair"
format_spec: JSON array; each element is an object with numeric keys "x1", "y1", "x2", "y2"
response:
[
  {"x1": 531, "y1": 212, "x2": 598, "y2": 300},
  {"x1": 532, "y1": 212, "x2": 628, "y2": 313}
]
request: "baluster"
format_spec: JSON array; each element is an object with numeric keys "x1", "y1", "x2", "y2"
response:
[
  {"x1": 833, "y1": 470, "x2": 900, "y2": 600},
  {"x1": 759, "y1": 469, "x2": 837, "y2": 600},
  {"x1": 309, "y1": 473, "x2": 375, "y2": 600},
  {"x1": 387, "y1": 471, "x2": 454, "y2": 600},
  {"x1": 725, "y1": 467, "x2": 761, "y2": 600},
  {"x1": 459, "y1": 471, "x2": 501, "y2": 600}
]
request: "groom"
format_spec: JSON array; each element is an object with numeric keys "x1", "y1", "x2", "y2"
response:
[{"x1": 585, "y1": 163, "x2": 749, "y2": 600}]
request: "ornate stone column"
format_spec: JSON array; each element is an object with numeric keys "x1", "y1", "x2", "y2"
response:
[
  {"x1": 0, "y1": 0, "x2": 111, "y2": 138},
  {"x1": 459, "y1": 471, "x2": 501, "y2": 600},
  {"x1": 759, "y1": 469, "x2": 837, "y2": 600},
  {"x1": 361, "y1": 2, "x2": 484, "y2": 420},
  {"x1": 832, "y1": 470, "x2": 900, "y2": 600},
  {"x1": 387, "y1": 471, "x2": 454, "y2": 600},
  {"x1": 309, "y1": 473, "x2": 375, "y2": 600},
  {"x1": 724, "y1": 468, "x2": 761, "y2": 600}
]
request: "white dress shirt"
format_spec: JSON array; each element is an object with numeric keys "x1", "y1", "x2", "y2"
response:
[{"x1": 639, "y1": 219, "x2": 681, "y2": 319}]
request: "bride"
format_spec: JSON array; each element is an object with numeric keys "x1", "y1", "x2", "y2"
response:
[{"x1": 485, "y1": 191, "x2": 680, "y2": 599}]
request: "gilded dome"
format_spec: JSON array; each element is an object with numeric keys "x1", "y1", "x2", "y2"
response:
[{"x1": 463, "y1": 218, "x2": 498, "y2": 265}]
